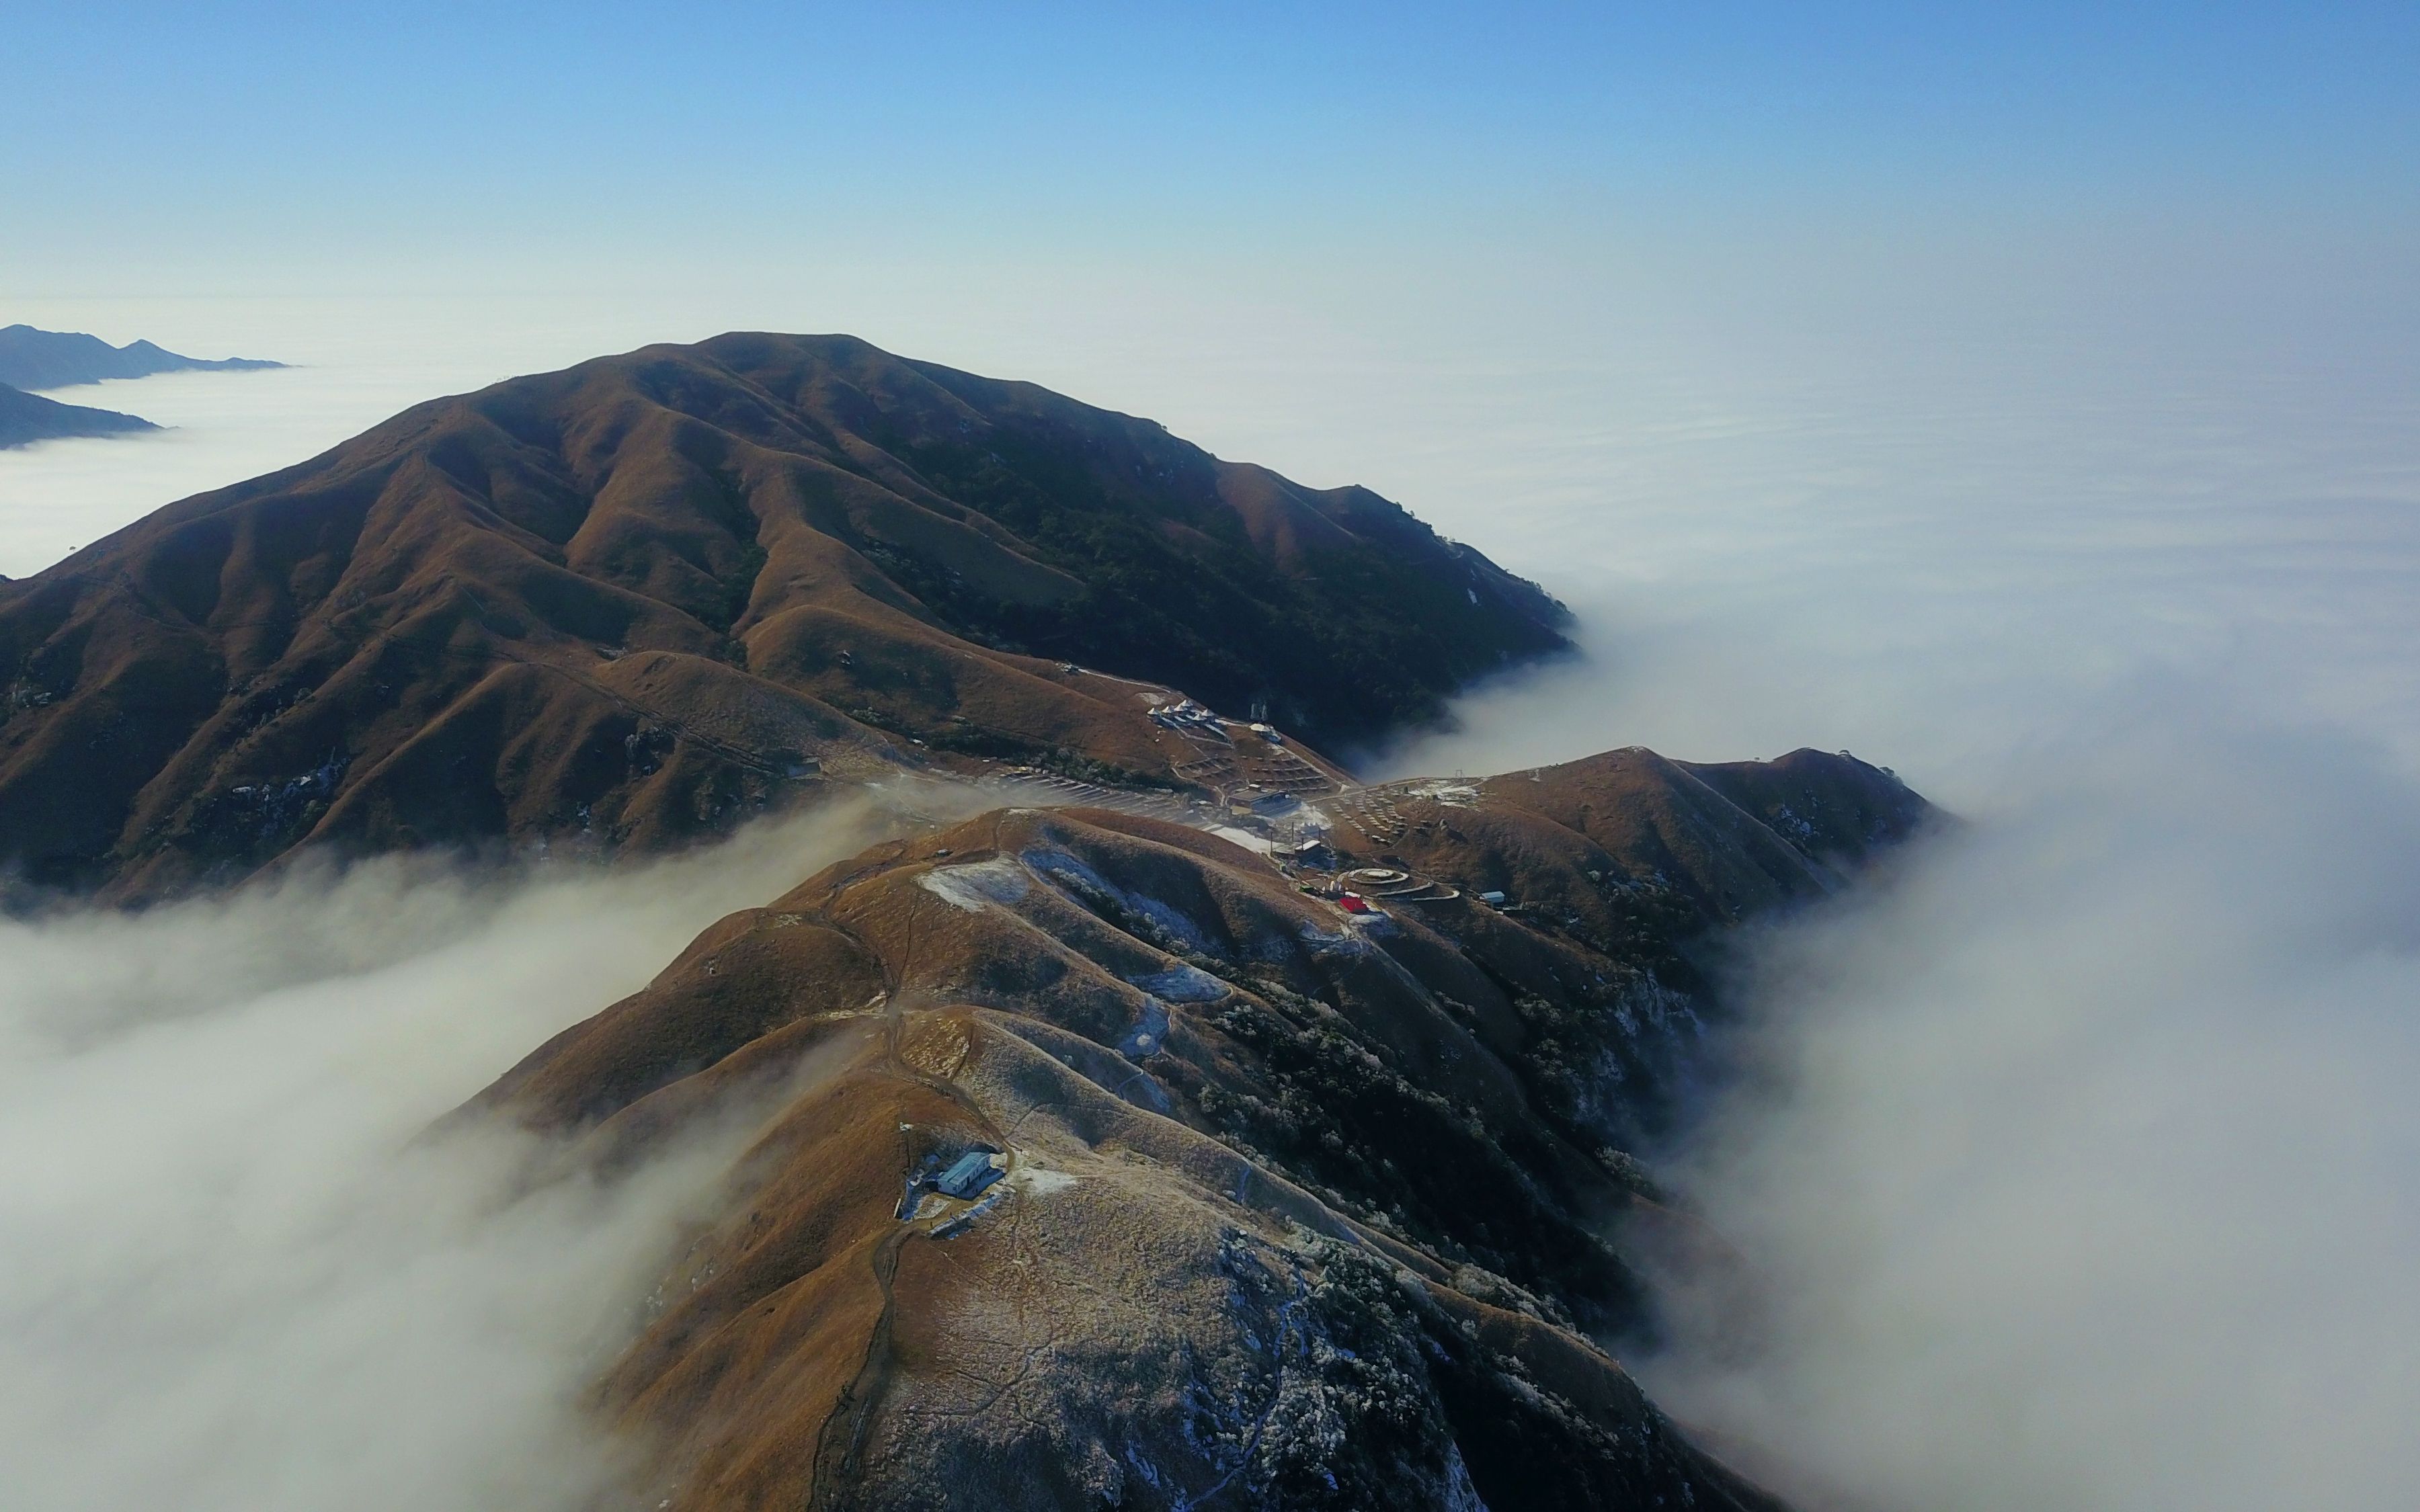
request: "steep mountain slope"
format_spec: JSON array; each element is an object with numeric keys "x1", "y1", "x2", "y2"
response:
[
  {"x1": 465, "y1": 746, "x2": 1928, "y2": 1511},
  {"x1": 0, "y1": 381, "x2": 158, "y2": 449},
  {"x1": 0, "y1": 334, "x2": 1567, "y2": 900},
  {"x1": 0, "y1": 323, "x2": 283, "y2": 390}
]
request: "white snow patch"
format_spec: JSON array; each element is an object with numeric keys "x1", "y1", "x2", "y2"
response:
[
  {"x1": 1022, "y1": 846, "x2": 1215, "y2": 954},
  {"x1": 917, "y1": 856, "x2": 1031, "y2": 913},
  {"x1": 1295, "y1": 920, "x2": 1369, "y2": 956},
  {"x1": 1012, "y1": 1163, "x2": 1078, "y2": 1197},
  {"x1": 1128, "y1": 964, "x2": 1229, "y2": 1003}
]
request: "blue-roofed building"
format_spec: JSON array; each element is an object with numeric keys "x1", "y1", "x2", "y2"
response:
[{"x1": 936, "y1": 1148, "x2": 1004, "y2": 1200}]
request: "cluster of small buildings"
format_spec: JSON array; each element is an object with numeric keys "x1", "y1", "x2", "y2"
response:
[
  {"x1": 1277, "y1": 835, "x2": 1337, "y2": 870},
  {"x1": 897, "y1": 1144, "x2": 1007, "y2": 1220},
  {"x1": 1150, "y1": 698, "x2": 1227, "y2": 735}
]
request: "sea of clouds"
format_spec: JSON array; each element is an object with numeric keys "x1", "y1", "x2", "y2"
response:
[
  {"x1": 1366, "y1": 297, "x2": 2420, "y2": 1510},
  {"x1": 1, "y1": 261, "x2": 2415, "y2": 1509},
  {"x1": 0, "y1": 800, "x2": 920, "y2": 1512},
  {"x1": 1638, "y1": 691, "x2": 2420, "y2": 1511}
]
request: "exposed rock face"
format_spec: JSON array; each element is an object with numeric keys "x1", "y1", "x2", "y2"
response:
[
  {"x1": 0, "y1": 333, "x2": 1566, "y2": 900},
  {"x1": 467, "y1": 746, "x2": 1928, "y2": 1511},
  {"x1": 0, "y1": 381, "x2": 157, "y2": 450}
]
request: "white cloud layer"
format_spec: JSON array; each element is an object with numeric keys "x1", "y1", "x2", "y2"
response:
[
  {"x1": 1, "y1": 250, "x2": 2416, "y2": 1507},
  {"x1": 0, "y1": 800, "x2": 912, "y2": 1512},
  {"x1": 1641, "y1": 694, "x2": 2420, "y2": 1511},
  {"x1": 1345, "y1": 285, "x2": 2420, "y2": 1508}
]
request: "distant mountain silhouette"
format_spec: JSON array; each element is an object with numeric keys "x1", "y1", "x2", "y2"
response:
[
  {"x1": 0, "y1": 323, "x2": 284, "y2": 390},
  {"x1": 0, "y1": 333, "x2": 1570, "y2": 899},
  {"x1": 0, "y1": 381, "x2": 158, "y2": 449}
]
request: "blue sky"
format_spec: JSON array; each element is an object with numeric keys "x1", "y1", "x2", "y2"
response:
[{"x1": 10, "y1": 2, "x2": 2416, "y2": 293}]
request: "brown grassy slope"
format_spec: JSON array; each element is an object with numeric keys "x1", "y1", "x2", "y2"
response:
[
  {"x1": 467, "y1": 748, "x2": 1926, "y2": 1510},
  {"x1": 1340, "y1": 745, "x2": 1927, "y2": 930},
  {"x1": 0, "y1": 334, "x2": 1564, "y2": 900}
]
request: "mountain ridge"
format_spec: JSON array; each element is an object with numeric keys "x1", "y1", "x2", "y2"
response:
[
  {"x1": 458, "y1": 743, "x2": 1930, "y2": 1510},
  {"x1": 0, "y1": 323, "x2": 284, "y2": 390},
  {"x1": 0, "y1": 381, "x2": 159, "y2": 450},
  {"x1": 0, "y1": 325, "x2": 1943, "y2": 1509},
  {"x1": 0, "y1": 333, "x2": 1568, "y2": 900}
]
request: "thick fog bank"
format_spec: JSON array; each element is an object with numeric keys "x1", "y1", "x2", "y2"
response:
[
  {"x1": 1343, "y1": 302, "x2": 2420, "y2": 1506},
  {"x1": 0, "y1": 799, "x2": 912, "y2": 1512},
  {"x1": 1639, "y1": 693, "x2": 2420, "y2": 1511},
  {"x1": 1373, "y1": 327, "x2": 2420, "y2": 797},
  {"x1": 7, "y1": 271, "x2": 2415, "y2": 1509}
]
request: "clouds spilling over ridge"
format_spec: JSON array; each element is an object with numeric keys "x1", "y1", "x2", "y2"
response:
[
  {"x1": 1639, "y1": 687, "x2": 2420, "y2": 1510},
  {"x1": 0, "y1": 795, "x2": 930, "y2": 1512},
  {"x1": 0, "y1": 260, "x2": 2412, "y2": 1507},
  {"x1": 1364, "y1": 304, "x2": 2420, "y2": 1507}
]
